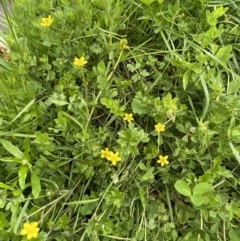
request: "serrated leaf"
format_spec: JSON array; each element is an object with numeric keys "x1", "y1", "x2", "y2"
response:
[
  {"x1": 97, "y1": 76, "x2": 108, "y2": 90},
  {"x1": 31, "y1": 172, "x2": 41, "y2": 199},
  {"x1": 97, "y1": 60, "x2": 106, "y2": 75},
  {"x1": 228, "y1": 79, "x2": 240, "y2": 94},
  {"x1": 215, "y1": 45, "x2": 232, "y2": 64},
  {"x1": 100, "y1": 97, "x2": 125, "y2": 116},
  {"x1": 174, "y1": 180, "x2": 191, "y2": 197},
  {"x1": 131, "y1": 98, "x2": 148, "y2": 114},
  {"x1": 0, "y1": 139, "x2": 24, "y2": 158}
]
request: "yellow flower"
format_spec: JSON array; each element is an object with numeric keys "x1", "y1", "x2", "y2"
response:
[
  {"x1": 108, "y1": 151, "x2": 121, "y2": 165},
  {"x1": 157, "y1": 155, "x2": 169, "y2": 167},
  {"x1": 101, "y1": 148, "x2": 111, "y2": 159},
  {"x1": 155, "y1": 123, "x2": 165, "y2": 133},
  {"x1": 123, "y1": 113, "x2": 134, "y2": 123},
  {"x1": 41, "y1": 15, "x2": 54, "y2": 27},
  {"x1": 120, "y1": 39, "x2": 129, "y2": 50},
  {"x1": 20, "y1": 222, "x2": 40, "y2": 240},
  {"x1": 74, "y1": 57, "x2": 87, "y2": 67}
]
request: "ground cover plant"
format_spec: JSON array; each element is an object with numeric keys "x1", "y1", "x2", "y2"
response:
[{"x1": 1, "y1": 0, "x2": 240, "y2": 240}]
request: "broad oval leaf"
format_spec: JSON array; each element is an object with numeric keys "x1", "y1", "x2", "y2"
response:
[
  {"x1": 190, "y1": 196, "x2": 205, "y2": 206},
  {"x1": 174, "y1": 180, "x2": 191, "y2": 197},
  {"x1": 192, "y1": 182, "x2": 212, "y2": 196},
  {"x1": 177, "y1": 209, "x2": 189, "y2": 224}
]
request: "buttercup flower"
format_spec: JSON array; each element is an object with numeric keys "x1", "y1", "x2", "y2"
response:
[
  {"x1": 157, "y1": 155, "x2": 169, "y2": 167},
  {"x1": 41, "y1": 15, "x2": 54, "y2": 27},
  {"x1": 155, "y1": 123, "x2": 165, "y2": 133},
  {"x1": 20, "y1": 222, "x2": 40, "y2": 240},
  {"x1": 101, "y1": 148, "x2": 111, "y2": 159},
  {"x1": 74, "y1": 57, "x2": 87, "y2": 67},
  {"x1": 123, "y1": 113, "x2": 134, "y2": 123},
  {"x1": 107, "y1": 151, "x2": 121, "y2": 165}
]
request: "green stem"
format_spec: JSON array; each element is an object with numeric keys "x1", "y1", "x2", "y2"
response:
[{"x1": 165, "y1": 184, "x2": 174, "y2": 223}]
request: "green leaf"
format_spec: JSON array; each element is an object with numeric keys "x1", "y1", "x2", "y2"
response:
[
  {"x1": 105, "y1": 188, "x2": 123, "y2": 208},
  {"x1": 213, "y1": 156, "x2": 221, "y2": 168},
  {"x1": 190, "y1": 196, "x2": 205, "y2": 206},
  {"x1": 177, "y1": 209, "x2": 189, "y2": 224},
  {"x1": 0, "y1": 230, "x2": 9, "y2": 240},
  {"x1": 171, "y1": 229, "x2": 178, "y2": 241},
  {"x1": 0, "y1": 139, "x2": 24, "y2": 158},
  {"x1": 100, "y1": 97, "x2": 125, "y2": 116},
  {"x1": 138, "y1": 162, "x2": 147, "y2": 171},
  {"x1": 141, "y1": 167, "x2": 155, "y2": 182},
  {"x1": 148, "y1": 218, "x2": 156, "y2": 229},
  {"x1": 96, "y1": 60, "x2": 109, "y2": 90},
  {"x1": 137, "y1": 229, "x2": 145, "y2": 240},
  {"x1": 80, "y1": 204, "x2": 92, "y2": 216},
  {"x1": 97, "y1": 76, "x2": 108, "y2": 90},
  {"x1": 183, "y1": 70, "x2": 189, "y2": 90},
  {"x1": 9, "y1": 99, "x2": 36, "y2": 125},
  {"x1": 41, "y1": 34, "x2": 52, "y2": 47},
  {"x1": 0, "y1": 182, "x2": 12, "y2": 190},
  {"x1": 228, "y1": 79, "x2": 240, "y2": 94},
  {"x1": 97, "y1": 60, "x2": 106, "y2": 74},
  {"x1": 91, "y1": 0, "x2": 113, "y2": 12},
  {"x1": 0, "y1": 58, "x2": 11, "y2": 72},
  {"x1": 140, "y1": 0, "x2": 157, "y2": 5},
  {"x1": 200, "y1": 75, "x2": 209, "y2": 120},
  {"x1": 65, "y1": 198, "x2": 99, "y2": 205},
  {"x1": 192, "y1": 182, "x2": 212, "y2": 196},
  {"x1": 174, "y1": 180, "x2": 191, "y2": 197},
  {"x1": 131, "y1": 98, "x2": 148, "y2": 114},
  {"x1": 18, "y1": 166, "x2": 29, "y2": 190},
  {"x1": 0, "y1": 212, "x2": 6, "y2": 229},
  {"x1": 215, "y1": 45, "x2": 232, "y2": 64},
  {"x1": 229, "y1": 142, "x2": 240, "y2": 164},
  {"x1": 86, "y1": 220, "x2": 96, "y2": 237},
  {"x1": 47, "y1": 93, "x2": 69, "y2": 106},
  {"x1": 31, "y1": 172, "x2": 41, "y2": 199},
  {"x1": 210, "y1": 221, "x2": 219, "y2": 233},
  {"x1": 229, "y1": 228, "x2": 240, "y2": 241}
]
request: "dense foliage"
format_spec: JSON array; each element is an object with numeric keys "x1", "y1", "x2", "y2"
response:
[{"x1": 1, "y1": 0, "x2": 240, "y2": 240}]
